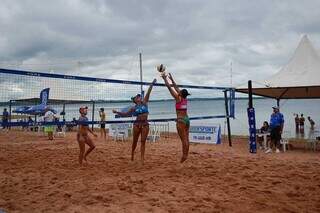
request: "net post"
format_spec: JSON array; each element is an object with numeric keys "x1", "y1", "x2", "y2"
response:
[
  {"x1": 9, "y1": 100, "x2": 12, "y2": 129},
  {"x1": 224, "y1": 90, "x2": 232, "y2": 147},
  {"x1": 247, "y1": 80, "x2": 257, "y2": 153},
  {"x1": 91, "y1": 101, "x2": 95, "y2": 131},
  {"x1": 139, "y1": 53, "x2": 143, "y2": 97},
  {"x1": 62, "y1": 103, "x2": 66, "y2": 121},
  {"x1": 248, "y1": 80, "x2": 253, "y2": 108}
]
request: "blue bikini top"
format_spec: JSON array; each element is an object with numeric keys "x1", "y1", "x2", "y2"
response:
[
  {"x1": 133, "y1": 104, "x2": 148, "y2": 116},
  {"x1": 78, "y1": 116, "x2": 89, "y2": 126}
]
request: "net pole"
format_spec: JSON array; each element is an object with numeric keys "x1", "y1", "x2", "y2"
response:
[
  {"x1": 91, "y1": 101, "x2": 95, "y2": 131},
  {"x1": 248, "y1": 80, "x2": 257, "y2": 153},
  {"x1": 139, "y1": 53, "x2": 143, "y2": 97},
  {"x1": 248, "y1": 80, "x2": 253, "y2": 108},
  {"x1": 62, "y1": 103, "x2": 65, "y2": 120},
  {"x1": 277, "y1": 99, "x2": 280, "y2": 108},
  {"x1": 224, "y1": 90, "x2": 232, "y2": 147},
  {"x1": 9, "y1": 100, "x2": 12, "y2": 129}
]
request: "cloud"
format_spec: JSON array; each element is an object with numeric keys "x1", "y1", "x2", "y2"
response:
[{"x1": 0, "y1": 0, "x2": 319, "y2": 90}]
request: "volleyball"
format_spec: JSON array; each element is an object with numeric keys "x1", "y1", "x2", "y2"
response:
[{"x1": 157, "y1": 64, "x2": 166, "y2": 73}]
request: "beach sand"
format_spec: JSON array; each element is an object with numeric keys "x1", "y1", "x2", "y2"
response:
[{"x1": 0, "y1": 130, "x2": 320, "y2": 213}]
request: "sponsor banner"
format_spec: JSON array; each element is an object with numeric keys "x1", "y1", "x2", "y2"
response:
[{"x1": 189, "y1": 125, "x2": 221, "y2": 144}]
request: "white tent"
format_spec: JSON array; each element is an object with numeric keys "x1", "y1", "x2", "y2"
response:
[{"x1": 237, "y1": 35, "x2": 320, "y2": 99}]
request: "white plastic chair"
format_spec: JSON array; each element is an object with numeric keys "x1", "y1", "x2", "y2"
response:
[
  {"x1": 280, "y1": 138, "x2": 289, "y2": 152},
  {"x1": 114, "y1": 129, "x2": 125, "y2": 142},
  {"x1": 306, "y1": 129, "x2": 319, "y2": 151},
  {"x1": 280, "y1": 131, "x2": 291, "y2": 152},
  {"x1": 55, "y1": 125, "x2": 66, "y2": 138},
  {"x1": 147, "y1": 123, "x2": 161, "y2": 142},
  {"x1": 110, "y1": 124, "x2": 127, "y2": 142}
]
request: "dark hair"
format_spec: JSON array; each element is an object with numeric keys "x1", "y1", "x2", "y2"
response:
[
  {"x1": 79, "y1": 106, "x2": 88, "y2": 114},
  {"x1": 131, "y1": 94, "x2": 141, "y2": 103},
  {"x1": 180, "y1": 89, "x2": 190, "y2": 98},
  {"x1": 100, "y1": 108, "x2": 104, "y2": 112}
]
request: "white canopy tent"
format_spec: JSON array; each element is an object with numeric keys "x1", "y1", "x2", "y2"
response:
[{"x1": 237, "y1": 35, "x2": 320, "y2": 100}]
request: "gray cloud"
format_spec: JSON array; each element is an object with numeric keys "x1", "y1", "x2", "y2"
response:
[{"x1": 0, "y1": 0, "x2": 320, "y2": 89}]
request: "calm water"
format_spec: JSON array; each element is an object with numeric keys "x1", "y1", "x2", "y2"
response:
[{"x1": 2, "y1": 99, "x2": 320, "y2": 138}]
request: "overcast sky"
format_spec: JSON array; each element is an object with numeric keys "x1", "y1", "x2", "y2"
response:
[{"x1": 1, "y1": 0, "x2": 320, "y2": 88}]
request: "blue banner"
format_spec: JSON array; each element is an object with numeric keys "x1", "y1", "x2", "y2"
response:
[{"x1": 247, "y1": 107, "x2": 257, "y2": 153}]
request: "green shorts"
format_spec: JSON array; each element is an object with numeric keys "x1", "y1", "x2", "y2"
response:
[
  {"x1": 44, "y1": 126, "x2": 54, "y2": 133},
  {"x1": 177, "y1": 116, "x2": 190, "y2": 126}
]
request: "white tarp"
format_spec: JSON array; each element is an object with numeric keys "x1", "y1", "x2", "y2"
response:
[{"x1": 237, "y1": 35, "x2": 320, "y2": 99}]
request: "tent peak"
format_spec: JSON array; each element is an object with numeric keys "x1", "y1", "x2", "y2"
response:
[{"x1": 265, "y1": 35, "x2": 320, "y2": 87}]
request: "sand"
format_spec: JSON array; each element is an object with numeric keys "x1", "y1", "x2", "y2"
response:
[{"x1": 0, "y1": 130, "x2": 320, "y2": 213}]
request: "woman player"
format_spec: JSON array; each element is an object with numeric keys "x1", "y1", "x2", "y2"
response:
[
  {"x1": 161, "y1": 72, "x2": 190, "y2": 163},
  {"x1": 77, "y1": 106, "x2": 97, "y2": 165},
  {"x1": 112, "y1": 79, "x2": 156, "y2": 164}
]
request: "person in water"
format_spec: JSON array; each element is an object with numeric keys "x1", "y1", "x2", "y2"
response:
[
  {"x1": 161, "y1": 72, "x2": 190, "y2": 163},
  {"x1": 112, "y1": 79, "x2": 156, "y2": 164},
  {"x1": 77, "y1": 106, "x2": 97, "y2": 165}
]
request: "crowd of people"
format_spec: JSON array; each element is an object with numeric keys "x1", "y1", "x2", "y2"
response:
[
  {"x1": 295, "y1": 113, "x2": 315, "y2": 133},
  {"x1": 256, "y1": 107, "x2": 317, "y2": 154}
]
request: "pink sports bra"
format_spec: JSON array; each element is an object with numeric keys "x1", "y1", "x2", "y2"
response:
[{"x1": 176, "y1": 98, "x2": 187, "y2": 110}]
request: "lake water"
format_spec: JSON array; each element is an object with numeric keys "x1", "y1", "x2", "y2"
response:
[{"x1": 2, "y1": 98, "x2": 320, "y2": 138}]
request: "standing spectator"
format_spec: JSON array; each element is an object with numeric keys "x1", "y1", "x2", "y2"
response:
[
  {"x1": 44, "y1": 108, "x2": 56, "y2": 140},
  {"x1": 307, "y1": 116, "x2": 315, "y2": 130},
  {"x1": 266, "y1": 106, "x2": 284, "y2": 153},
  {"x1": 2, "y1": 108, "x2": 9, "y2": 130},
  {"x1": 99, "y1": 108, "x2": 107, "y2": 141},
  {"x1": 299, "y1": 114, "x2": 305, "y2": 134},
  {"x1": 294, "y1": 113, "x2": 299, "y2": 133},
  {"x1": 27, "y1": 116, "x2": 34, "y2": 131}
]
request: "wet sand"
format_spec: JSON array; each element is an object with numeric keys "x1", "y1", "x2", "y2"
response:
[{"x1": 0, "y1": 130, "x2": 320, "y2": 212}]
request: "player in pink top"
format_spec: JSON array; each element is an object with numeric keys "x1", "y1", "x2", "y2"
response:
[{"x1": 162, "y1": 72, "x2": 190, "y2": 163}]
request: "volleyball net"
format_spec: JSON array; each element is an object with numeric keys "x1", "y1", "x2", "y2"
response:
[{"x1": 0, "y1": 68, "x2": 235, "y2": 127}]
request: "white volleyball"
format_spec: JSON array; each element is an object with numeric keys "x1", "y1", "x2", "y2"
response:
[{"x1": 157, "y1": 64, "x2": 166, "y2": 72}]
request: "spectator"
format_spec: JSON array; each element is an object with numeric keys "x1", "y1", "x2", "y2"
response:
[
  {"x1": 294, "y1": 113, "x2": 299, "y2": 132},
  {"x1": 307, "y1": 116, "x2": 315, "y2": 130},
  {"x1": 28, "y1": 116, "x2": 33, "y2": 123},
  {"x1": 55, "y1": 116, "x2": 63, "y2": 132},
  {"x1": 2, "y1": 108, "x2": 9, "y2": 130},
  {"x1": 66, "y1": 117, "x2": 77, "y2": 132},
  {"x1": 299, "y1": 114, "x2": 305, "y2": 134},
  {"x1": 44, "y1": 108, "x2": 56, "y2": 140},
  {"x1": 261, "y1": 121, "x2": 270, "y2": 133},
  {"x1": 257, "y1": 121, "x2": 270, "y2": 149},
  {"x1": 266, "y1": 106, "x2": 284, "y2": 154}
]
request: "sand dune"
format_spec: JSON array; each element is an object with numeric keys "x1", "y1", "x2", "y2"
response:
[{"x1": 0, "y1": 131, "x2": 320, "y2": 212}]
